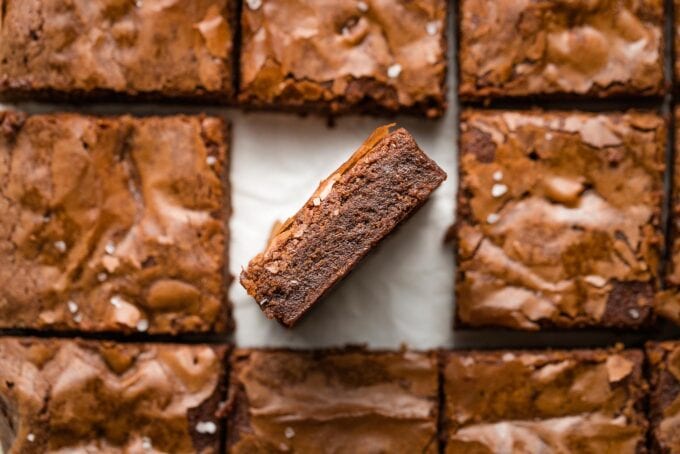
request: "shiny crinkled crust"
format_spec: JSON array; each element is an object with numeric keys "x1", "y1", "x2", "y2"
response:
[
  {"x1": 442, "y1": 348, "x2": 648, "y2": 454},
  {"x1": 664, "y1": 107, "x2": 680, "y2": 325},
  {"x1": 226, "y1": 348, "x2": 439, "y2": 453},
  {"x1": 455, "y1": 109, "x2": 665, "y2": 330},
  {"x1": 458, "y1": 0, "x2": 664, "y2": 100},
  {"x1": 238, "y1": 0, "x2": 448, "y2": 117},
  {"x1": 0, "y1": 338, "x2": 227, "y2": 454},
  {"x1": 0, "y1": 111, "x2": 232, "y2": 334},
  {"x1": 0, "y1": 0, "x2": 237, "y2": 102},
  {"x1": 647, "y1": 341, "x2": 680, "y2": 453}
]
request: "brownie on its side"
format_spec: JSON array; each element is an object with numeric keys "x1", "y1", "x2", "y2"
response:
[
  {"x1": 647, "y1": 342, "x2": 680, "y2": 453},
  {"x1": 239, "y1": 0, "x2": 448, "y2": 118},
  {"x1": 443, "y1": 348, "x2": 648, "y2": 453},
  {"x1": 0, "y1": 112, "x2": 232, "y2": 334},
  {"x1": 226, "y1": 349, "x2": 439, "y2": 453},
  {"x1": 240, "y1": 125, "x2": 446, "y2": 327},
  {"x1": 0, "y1": 338, "x2": 227, "y2": 453},
  {"x1": 0, "y1": 0, "x2": 236, "y2": 102},
  {"x1": 458, "y1": 0, "x2": 664, "y2": 100},
  {"x1": 456, "y1": 110, "x2": 665, "y2": 330}
]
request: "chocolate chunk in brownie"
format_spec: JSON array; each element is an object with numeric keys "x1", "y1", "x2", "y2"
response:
[
  {"x1": 0, "y1": 111, "x2": 232, "y2": 334},
  {"x1": 0, "y1": 0, "x2": 237, "y2": 102},
  {"x1": 239, "y1": 0, "x2": 448, "y2": 118},
  {"x1": 647, "y1": 341, "x2": 680, "y2": 453},
  {"x1": 226, "y1": 348, "x2": 439, "y2": 452},
  {"x1": 456, "y1": 109, "x2": 665, "y2": 330},
  {"x1": 458, "y1": 0, "x2": 664, "y2": 100},
  {"x1": 240, "y1": 125, "x2": 446, "y2": 327},
  {"x1": 0, "y1": 337, "x2": 227, "y2": 453},
  {"x1": 443, "y1": 348, "x2": 648, "y2": 453}
]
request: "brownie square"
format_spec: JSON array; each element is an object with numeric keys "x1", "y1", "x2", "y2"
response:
[
  {"x1": 647, "y1": 341, "x2": 680, "y2": 453},
  {"x1": 0, "y1": 0, "x2": 237, "y2": 102},
  {"x1": 240, "y1": 126, "x2": 446, "y2": 327},
  {"x1": 442, "y1": 348, "x2": 648, "y2": 453},
  {"x1": 0, "y1": 112, "x2": 232, "y2": 334},
  {"x1": 456, "y1": 110, "x2": 665, "y2": 330},
  {"x1": 226, "y1": 348, "x2": 439, "y2": 452},
  {"x1": 0, "y1": 337, "x2": 228, "y2": 453},
  {"x1": 662, "y1": 107, "x2": 680, "y2": 325},
  {"x1": 676, "y1": 0, "x2": 680, "y2": 87},
  {"x1": 239, "y1": 0, "x2": 448, "y2": 117},
  {"x1": 458, "y1": 0, "x2": 665, "y2": 100}
]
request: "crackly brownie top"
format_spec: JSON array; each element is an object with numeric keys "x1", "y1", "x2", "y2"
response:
[
  {"x1": 647, "y1": 342, "x2": 680, "y2": 452},
  {"x1": 0, "y1": 338, "x2": 225, "y2": 453},
  {"x1": 0, "y1": 0, "x2": 235, "y2": 97},
  {"x1": 229, "y1": 349, "x2": 439, "y2": 453},
  {"x1": 457, "y1": 110, "x2": 665, "y2": 329},
  {"x1": 239, "y1": 0, "x2": 447, "y2": 116},
  {"x1": 444, "y1": 349, "x2": 647, "y2": 453},
  {"x1": 668, "y1": 108, "x2": 680, "y2": 292},
  {"x1": 459, "y1": 0, "x2": 664, "y2": 99},
  {"x1": 676, "y1": 0, "x2": 680, "y2": 83},
  {"x1": 0, "y1": 112, "x2": 229, "y2": 334}
]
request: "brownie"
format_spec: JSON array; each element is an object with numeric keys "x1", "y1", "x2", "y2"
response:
[
  {"x1": 647, "y1": 342, "x2": 680, "y2": 453},
  {"x1": 458, "y1": 0, "x2": 665, "y2": 100},
  {"x1": 661, "y1": 107, "x2": 680, "y2": 325},
  {"x1": 0, "y1": 0, "x2": 236, "y2": 102},
  {"x1": 676, "y1": 1, "x2": 680, "y2": 87},
  {"x1": 240, "y1": 126, "x2": 446, "y2": 327},
  {"x1": 455, "y1": 110, "x2": 665, "y2": 330},
  {"x1": 0, "y1": 337, "x2": 227, "y2": 453},
  {"x1": 239, "y1": 0, "x2": 448, "y2": 118},
  {"x1": 0, "y1": 111, "x2": 232, "y2": 334},
  {"x1": 226, "y1": 348, "x2": 439, "y2": 452},
  {"x1": 443, "y1": 348, "x2": 648, "y2": 453}
]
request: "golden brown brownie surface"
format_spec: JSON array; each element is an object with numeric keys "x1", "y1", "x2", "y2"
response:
[
  {"x1": 0, "y1": 112, "x2": 232, "y2": 334},
  {"x1": 647, "y1": 341, "x2": 680, "y2": 453},
  {"x1": 239, "y1": 0, "x2": 448, "y2": 117},
  {"x1": 0, "y1": 337, "x2": 227, "y2": 453},
  {"x1": 227, "y1": 349, "x2": 439, "y2": 453},
  {"x1": 459, "y1": 0, "x2": 664, "y2": 99},
  {"x1": 0, "y1": 0, "x2": 236, "y2": 101},
  {"x1": 443, "y1": 348, "x2": 648, "y2": 453},
  {"x1": 456, "y1": 110, "x2": 665, "y2": 330}
]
